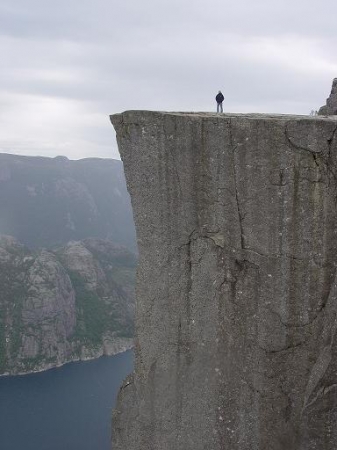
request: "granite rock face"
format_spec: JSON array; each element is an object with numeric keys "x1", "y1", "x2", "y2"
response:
[
  {"x1": 111, "y1": 111, "x2": 337, "y2": 450},
  {"x1": 318, "y1": 78, "x2": 337, "y2": 115},
  {"x1": 0, "y1": 236, "x2": 135, "y2": 375}
]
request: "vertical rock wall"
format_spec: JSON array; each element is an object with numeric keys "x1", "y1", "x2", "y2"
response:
[{"x1": 111, "y1": 111, "x2": 337, "y2": 450}]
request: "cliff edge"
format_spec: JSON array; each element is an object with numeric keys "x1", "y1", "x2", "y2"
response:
[{"x1": 111, "y1": 111, "x2": 337, "y2": 450}]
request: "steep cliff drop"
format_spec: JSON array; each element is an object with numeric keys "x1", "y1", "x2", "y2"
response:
[{"x1": 111, "y1": 111, "x2": 337, "y2": 450}]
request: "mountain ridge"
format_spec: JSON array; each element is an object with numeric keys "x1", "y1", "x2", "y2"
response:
[{"x1": 0, "y1": 153, "x2": 136, "y2": 252}]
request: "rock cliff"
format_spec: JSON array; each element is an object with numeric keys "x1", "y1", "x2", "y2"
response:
[
  {"x1": 318, "y1": 78, "x2": 337, "y2": 116},
  {"x1": 0, "y1": 236, "x2": 135, "y2": 375},
  {"x1": 111, "y1": 111, "x2": 337, "y2": 450}
]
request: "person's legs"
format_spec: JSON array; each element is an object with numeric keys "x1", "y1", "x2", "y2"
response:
[
  {"x1": 220, "y1": 102, "x2": 223, "y2": 113},
  {"x1": 217, "y1": 103, "x2": 220, "y2": 113}
]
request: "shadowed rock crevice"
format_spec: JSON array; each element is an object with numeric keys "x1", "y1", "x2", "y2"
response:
[{"x1": 111, "y1": 111, "x2": 337, "y2": 450}]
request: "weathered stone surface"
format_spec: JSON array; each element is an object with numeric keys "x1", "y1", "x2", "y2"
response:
[
  {"x1": 0, "y1": 236, "x2": 135, "y2": 375},
  {"x1": 318, "y1": 78, "x2": 337, "y2": 115},
  {"x1": 111, "y1": 111, "x2": 337, "y2": 450}
]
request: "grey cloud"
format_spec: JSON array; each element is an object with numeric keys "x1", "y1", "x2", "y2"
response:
[{"x1": 2, "y1": 0, "x2": 337, "y2": 41}]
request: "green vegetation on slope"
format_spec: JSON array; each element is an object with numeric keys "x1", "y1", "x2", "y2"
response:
[
  {"x1": 70, "y1": 271, "x2": 112, "y2": 347},
  {"x1": 0, "y1": 237, "x2": 135, "y2": 375}
]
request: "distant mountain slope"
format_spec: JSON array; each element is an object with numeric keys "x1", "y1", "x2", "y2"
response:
[
  {"x1": 0, "y1": 236, "x2": 135, "y2": 375},
  {"x1": 0, "y1": 154, "x2": 136, "y2": 251}
]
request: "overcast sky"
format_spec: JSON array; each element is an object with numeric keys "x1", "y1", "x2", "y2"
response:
[{"x1": 0, "y1": 0, "x2": 336, "y2": 160}]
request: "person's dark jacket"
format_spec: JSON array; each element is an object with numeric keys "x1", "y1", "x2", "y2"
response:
[{"x1": 216, "y1": 92, "x2": 224, "y2": 103}]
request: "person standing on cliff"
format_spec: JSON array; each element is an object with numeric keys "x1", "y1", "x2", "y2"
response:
[{"x1": 216, "y1": 91, "x2": 224, "y2": 113}]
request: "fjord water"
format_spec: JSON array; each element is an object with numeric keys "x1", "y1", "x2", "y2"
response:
[{"x1": 0, "y1": 350, "x2": 133, "y2": 450}]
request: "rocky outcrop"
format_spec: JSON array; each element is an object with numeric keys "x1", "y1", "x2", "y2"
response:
[
  {"x1": 20, "y1": 249, "x2": 76, "y2": 365},
  {"x1": 111, "y1": 111, "x2": 337, "y2": 450},
  {"x1": 318, "y1": 78, "x2": 337, "y2": 115},
  {"x1": 0, "y1": 236, "x2": 135, "y2": 375}
]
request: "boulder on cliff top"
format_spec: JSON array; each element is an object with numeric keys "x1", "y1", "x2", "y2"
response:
[{"x1": 318, "y1": 77, "x2": 337, "y2": 115}]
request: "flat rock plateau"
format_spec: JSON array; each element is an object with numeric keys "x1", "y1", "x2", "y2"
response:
[{"x1": 111, "y1": 111, "x2": 337, "y2": 450}]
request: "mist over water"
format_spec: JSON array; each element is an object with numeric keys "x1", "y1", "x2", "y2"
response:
[{"x1": 0, "y1": 350, "x2": 133, "y2": 450}]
